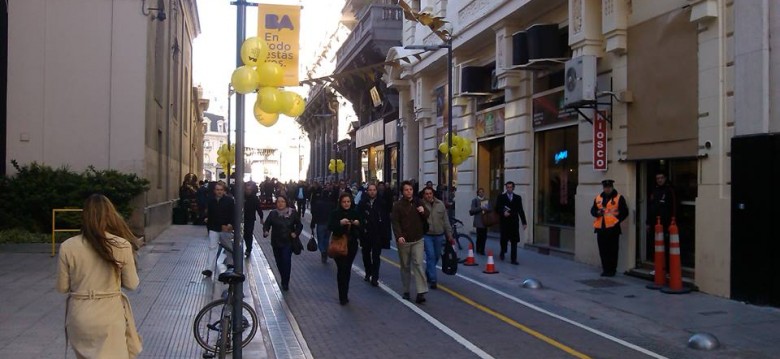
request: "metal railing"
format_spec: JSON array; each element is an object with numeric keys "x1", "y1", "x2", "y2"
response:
[{"x1": 51, "y1": 208, "x2": 82, "y2": 257}]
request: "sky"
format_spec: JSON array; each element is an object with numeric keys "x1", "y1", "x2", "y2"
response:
[{"x1": 193, "y1": 0, "x2": 346, "y2": 178}]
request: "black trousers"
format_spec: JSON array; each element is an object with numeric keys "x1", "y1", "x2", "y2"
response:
[
  {"x1": 296, "y1": 199, "x2": 307, "y2": 214},
  {"x1": 361, "y1": 238, "x2": 383, "y2": 281},
  {"x1": 243, "y1": 220, "x2": 255, "y2": 252},
  {"x1": 500, "y1": 233, "x2": 519, "y2": 262},
  {"x1": 334, "y1": 239, "x2": 359, "y2": 302},
  {"x1": 475, "y1": 227, "x2": 487, "y2": 254},
  {"x1": 596, "y1": 228, "x2": 620, "y2": 274}
]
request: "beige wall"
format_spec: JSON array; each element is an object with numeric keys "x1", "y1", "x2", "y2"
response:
[
  {"x1": 393, "y1": 0, "x2": 736, "y2": 297},
  {"x1": 7, "y1": 0, "x2": 202, "y2": 240},
  {"x1": 7, "y1": 0, "x2": 147, "y2": 174}
]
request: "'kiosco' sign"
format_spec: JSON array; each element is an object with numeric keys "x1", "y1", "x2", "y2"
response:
[
  {"x1": 593, "y1": 112, "x2": 607, "y2": 171},
  {"x1": 257, "y1": 4, "x2": 301, "y2": 86}
]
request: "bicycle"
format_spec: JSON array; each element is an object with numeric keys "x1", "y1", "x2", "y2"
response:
[
  {"x1": 449, "y1": 217, "x2": 474, "y2": 262},
  {"x1": 193, "y1": 270, "x2": 259, "y2": 359}
]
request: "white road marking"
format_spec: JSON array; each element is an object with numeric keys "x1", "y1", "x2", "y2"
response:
[{"x1": 351, "y1": 265, "x2": 495, "y2": 359}]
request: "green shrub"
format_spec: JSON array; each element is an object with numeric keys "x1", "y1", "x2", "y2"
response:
[{"x1": 0, "y1": 160, "x2": 150, "y2": 233}]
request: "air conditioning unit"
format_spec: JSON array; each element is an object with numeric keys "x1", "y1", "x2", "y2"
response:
[
  {"x1": 490, "y1": 69, "x2": 499, "y2": 91},
  {"x1": 563, "y1": 55, "x2": 597, "y2": 107},
  {"x1": 526, "y1": 24, "x2": 563, "y2": 60},
  {"x1": 460, "y1": 66, "x2": 493, "y2": 95},
  {"x1": 512, "y1": 31, "x2": 529, "y2": 66}
]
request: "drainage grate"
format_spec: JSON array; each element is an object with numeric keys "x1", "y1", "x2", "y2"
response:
[{"x1": 576, "y1": 279, "x2": 626, "y2": 288}]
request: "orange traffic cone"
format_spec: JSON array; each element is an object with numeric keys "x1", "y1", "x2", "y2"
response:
[
  {"x1": 662, "y1": 218, "x2": 691, "y2": 294},
  {"x1": 647, "y1": 216, "x2": 666, "y2": 290},
  {"x1": 463, "y1": 243, "x2": 479, "y2": 266},
  {"x1": 483, "y1": 250, "x2": 499, "y2": 274}
]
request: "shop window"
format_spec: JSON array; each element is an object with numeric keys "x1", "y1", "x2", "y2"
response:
[{"x1": 534, "y1": 126, "x2": 578, "y2": 251}]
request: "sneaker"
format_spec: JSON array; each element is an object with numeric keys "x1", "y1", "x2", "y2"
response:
[
  {"x1": 415, "y1": 293, "x2": 426, "y2": 304},
  {"x1": 201, "y1": 269, "x2": 213, "y2": 277},
  {"x1": 370, "y1": 279, "x2": 379, "y2": 287},
  {"x1": 402, "y1": 292, "x2": 411, "y2": 300}
]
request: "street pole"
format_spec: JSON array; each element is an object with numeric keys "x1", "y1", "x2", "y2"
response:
[
  {"x1": 446, "y1": 40, "x2": 453, "y2": 217},
  {"x1": 227, "y1": 84, "x2": 232, "y2": 181},
  {"x1": 230, "y1": 1, "x2": 247, "y2": 357}
]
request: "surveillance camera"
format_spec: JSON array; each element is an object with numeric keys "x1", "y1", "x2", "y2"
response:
[
  {"x1": 704, "y1": 141, "x2": 712, "y2": 149},
  {"x1": 157, "y1": 11, "x2": 167, "y2": 21}
]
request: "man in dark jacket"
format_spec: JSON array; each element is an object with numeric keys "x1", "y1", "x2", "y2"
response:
[
  {"x1": 358, "y1": 184, "x2": 391, "y2": 286},
  {"x1": 391, "y1": 181, "x2": 430, "y2": 304},
  {"x1": 243, "y1": 181, "x2": 264, "y2": 258},
  {"x1": 495, "y1": 181, "x2": 527, "y2": 264},
  {"x1": 293, "y1": 180, "x2": 309, "y2": 215},
  {"x1": 646, "y1": 172, "x2": 676, "y2": 270},
  {"x1": 591, "y1": 179, "x2": 629, "y2": 277},
  {"x1": 310, "y1": 182, "x2": 337, "y2": 263},
  {"x1": 203, "y1": 182, "x2": 234, "y2": 277}
]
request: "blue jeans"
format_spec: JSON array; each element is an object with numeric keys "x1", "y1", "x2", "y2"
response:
[
  {"x1": 424, "y1": 234, "x2": 445, "y2": 284},
  {"x1": 316, "y1": 224, "x2": 330, "y2": 254}
]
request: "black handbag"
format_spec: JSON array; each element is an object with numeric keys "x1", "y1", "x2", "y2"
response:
[
  {"x1": 291, "y1": 235, "x2": 303, "y2": 255},
  {"x1": 306, "y1": 237, "x2": 317, "y2": 252},
  {"x1": 441, "y1": 241, "x2": 458, "y2": 275}
]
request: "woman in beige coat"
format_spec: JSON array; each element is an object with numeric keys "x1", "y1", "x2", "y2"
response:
[{"x1": 57, "y1": 194, "x2": 142, "y2": 359}]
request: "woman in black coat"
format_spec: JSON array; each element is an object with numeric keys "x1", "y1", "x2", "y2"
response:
[
  {"x1": 262, "y1": 195, "x2": 302, "y2": 291},
  {"x1": 328, "y1": 193, "x2": 363, "y2": 305}
]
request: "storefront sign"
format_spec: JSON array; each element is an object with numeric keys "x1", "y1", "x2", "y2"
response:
[
  {"x1": 532, "y1": 90, "x2": 579, "y2": 128},
  {"x1": 593, "y1": 112, "x2": 608, "y2": 171},
  {"x1": 356, "y1": 120, "x2": 384, "y2": 148},
  {"x1": 257, "y1": 4, "x2": 300, "y2": 86},
  {"x1": 476, "y1": 107, "x2": 505, "y2": 138}
]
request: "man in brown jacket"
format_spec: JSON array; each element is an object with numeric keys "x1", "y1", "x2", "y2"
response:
[{"x1": 391, "y1": 180, "x2": 430, "y2": 304}]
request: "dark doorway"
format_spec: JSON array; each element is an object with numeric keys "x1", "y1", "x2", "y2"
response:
[{"x1": 477, "y1": 138, "x2": 504, "y2": 231}]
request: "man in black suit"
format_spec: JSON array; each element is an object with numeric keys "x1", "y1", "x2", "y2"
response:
[{"x1": 494, "y1": 181, "x2": 527, "y2": 264}]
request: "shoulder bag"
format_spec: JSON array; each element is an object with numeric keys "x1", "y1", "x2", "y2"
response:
[{"x1": 327, "y1": 232, "x2": 349, "y2": 258}]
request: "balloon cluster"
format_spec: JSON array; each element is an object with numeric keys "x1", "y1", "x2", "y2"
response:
[
  {"x1": 328, "y1": 159, "x2": 345, "y2": 174},
  {"x1": 230, "y1": 37, "x2": 306, "y2": 127},
  {"x1": 438, "y1": 133, "x2": 472, "y2": 166},
  {"x1": 217, "y1": 144, "x2": 236, "y2": 171}
]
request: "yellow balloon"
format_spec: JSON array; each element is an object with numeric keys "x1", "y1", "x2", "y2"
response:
[
  {"x1": 438, "y1": 142, "x2": 448, "y2": 154},
  {"x1": 231, "y1": 66, "x2": 259, "y2": 94},
  {"x1": 254, "y1": 98, "x2": 279, "y2": 127},
  {"x1": 256, "y1": 62, "x2": 284, "y2": 87},
  {"x1": 240, "y1": 37, "x2": 269, "y2": 67},
  {"x1": 449, "y1": 146, "x2": 459, "y2": 155},
  {"x1": 257, "y1": 87, "x2": 282, "y2": 114},
  {"x1": 277, "y1": 91, "x2": 296, "y2": 114},
  {"x1": 283, "y1": 93, "x2": 305, "y2": 117}
]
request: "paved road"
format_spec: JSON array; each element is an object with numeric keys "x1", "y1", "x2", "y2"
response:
[
  {"x1": 253, "y1": 211, "x2": 780, "y2": 359},
  {"x1": 2, "y1": 215, "x2": 780, "y2": 359}
]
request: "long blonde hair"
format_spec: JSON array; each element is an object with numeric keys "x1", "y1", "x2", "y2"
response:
[{"x1": 81, "y1": 194, "x2": 140, "y2": 271}]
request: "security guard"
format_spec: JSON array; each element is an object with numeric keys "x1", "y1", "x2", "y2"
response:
[{"x1": 590, "y1": 179, "x2": 629, "y2": 277}]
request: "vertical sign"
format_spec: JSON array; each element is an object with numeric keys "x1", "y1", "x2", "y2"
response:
[
  {"x1": 593, "y1": 111, "x2": 608, "y2": 171},
  {"x1": 258, "y1": 4, "x2": 300, "y2": 86}
]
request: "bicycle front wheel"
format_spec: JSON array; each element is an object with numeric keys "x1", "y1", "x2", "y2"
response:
[
  {"x1": 193, "y1": 299, "x2": 259, "y2": 353},
  {"x1": 455, "y1": 234, "x2": 474, "y2": 262}
]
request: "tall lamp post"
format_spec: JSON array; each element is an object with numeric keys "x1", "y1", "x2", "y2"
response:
[
  {"x1": 226, "y1": 84, "x2": 235, "y2": 181},
  {"x1": 405, "y1": 41, "x2": 453, "y2": 212}
]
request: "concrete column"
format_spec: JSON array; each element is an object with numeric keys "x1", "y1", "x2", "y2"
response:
[
  {"x1": 734, "y1": 0, "x2": 770, "y2": 135},
  {"x1": 601, "y1": 0, "x2": 628, "y2": 55},
  {"x1": 569, "y1": 0, "x2": 604, "y2": 57},
  {"x1": 493, "y1": 23, "x2": 523, "y2": 90}
]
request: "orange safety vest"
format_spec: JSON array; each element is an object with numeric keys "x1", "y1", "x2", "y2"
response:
[{"x1": 593, "y1": 193, "x2": 621, "y2": 229}]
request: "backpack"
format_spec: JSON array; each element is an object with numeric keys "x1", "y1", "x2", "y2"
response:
[{"x1": 441, "y1": 241, "x2": 458, "y2": 275}]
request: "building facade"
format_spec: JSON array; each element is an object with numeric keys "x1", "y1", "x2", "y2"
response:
[
  {"x1": 4, "y1": 0, "x2": 205, "y2": 240},
  {"x1": 385, "y1": 0, "x2": 780, "y2": 302}
]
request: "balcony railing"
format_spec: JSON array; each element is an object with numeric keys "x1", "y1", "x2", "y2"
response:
[{"x1": 336, "y1": 4, "x2": 403, "y2": 69}]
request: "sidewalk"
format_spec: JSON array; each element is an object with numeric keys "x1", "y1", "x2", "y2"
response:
[{"x1": 0, "y1": 225, "x2": 274, "y2": 359}]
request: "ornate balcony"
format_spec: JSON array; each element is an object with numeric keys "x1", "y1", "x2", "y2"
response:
[{"x1": 335, "y1": 4, "x2": 403, "y2": 73}]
